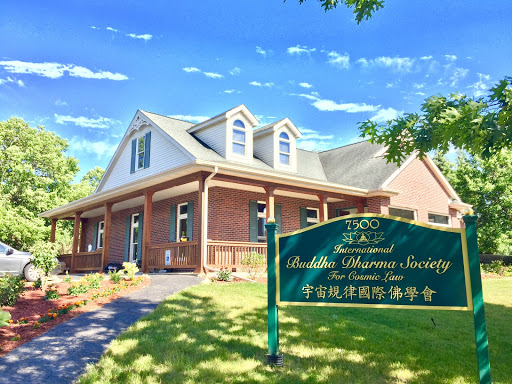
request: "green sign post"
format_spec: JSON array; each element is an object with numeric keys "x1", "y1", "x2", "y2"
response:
[{"x1": 266, "y1": 214, "x2": 491, "y2": 383}]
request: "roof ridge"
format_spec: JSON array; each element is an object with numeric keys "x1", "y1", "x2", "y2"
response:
[
  {"x1": 141, "y1": 110, "x2": 196, "y2": 125},
  {"x1": 318, "y1": 138, "x2": 371, "y2": 154}
]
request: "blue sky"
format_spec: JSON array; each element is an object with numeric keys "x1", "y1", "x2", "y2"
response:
[{"x1": 1, "y1": 0, "x2": 511, "y2": 179}]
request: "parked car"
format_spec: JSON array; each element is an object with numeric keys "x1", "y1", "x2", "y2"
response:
[{"x1": 0, "y1": 241, "x2": 63, "y2": 281}]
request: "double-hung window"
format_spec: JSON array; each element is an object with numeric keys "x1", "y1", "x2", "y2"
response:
[
  {"x1": 177, "y1": 203, "x2": 188, "y2": 241},
  {"x1": 97, "y1": 221, "x2": 104, "y2": 249},
  {"x1": 257, "y1": 202, "x2": 266, "y2": 242},
  {"x1": 279, "y1": 132, "x2": 290, "y2": 165},
  {"x1": 306, "y1": 208, "x2": 319, "y2": 227},
  {"x1": 232, "y1": 119, "x2": 246, "y2": 156},
  {"x1": 136, "y1": 136, "x2": 145, "y2": 170}
]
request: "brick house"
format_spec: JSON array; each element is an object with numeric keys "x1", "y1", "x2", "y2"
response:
[{"x1": 40, "y1": 105, "x2": 470, "y2": 274}]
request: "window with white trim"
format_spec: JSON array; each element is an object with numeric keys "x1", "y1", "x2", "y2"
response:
[
  {"x1": 335, "y1": 206, "x2": 369, "y2": 217},
  {"x1": 428, "y1": 213, "x2": 450, "y2": 226},
  {"x1": 279, "y1": 132, "x2": 290, "y2": 165},
  {"x1": 136, "y1": 135, "x2": 146, "y2": 170},
  {"x1": 306, "y1": 208, "x2": 319, "y2": 227},
  {"x1": 388, "y1": 207, "x2": 416, "y2": 220},
  {"x1": 257, "y1": 202, "x2": 266, "y2": 242},
  {"x1": 232, "y1": 119, "x2": 246, "y2": 156},
  {"x1": 97, "y1": 221, "x2": 104, "y2": 249},
  {"x1": 130, "y1": 214, "x2": 139, "y2": 263},
  {"x1": 177, "y1": 203, "x2": 188, "y2": 241}
]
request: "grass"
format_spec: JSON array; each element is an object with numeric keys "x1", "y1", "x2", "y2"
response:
[{"x1": 79, "y1": 279, "x2": 512, "y2": 384}]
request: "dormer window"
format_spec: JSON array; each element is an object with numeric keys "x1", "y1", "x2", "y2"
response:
[
  {"x1": 279, "y1": 132, "x2": 290, "y2": 165},
  {"x1": 232, "y1": 119, "x2": 246, "y2": 156}
]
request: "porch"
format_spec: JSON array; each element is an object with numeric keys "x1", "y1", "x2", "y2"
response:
[{"x1": 59, "y1": 240, "x2": 267, "y2": 272}]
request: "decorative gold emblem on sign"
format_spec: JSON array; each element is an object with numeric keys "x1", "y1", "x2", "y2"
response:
[{"x1": 342, "y1": 231, "x2": 385, "y2": 245}]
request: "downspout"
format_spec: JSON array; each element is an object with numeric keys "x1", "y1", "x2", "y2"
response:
[{"x1": 202, "y1": 167, "x2": 256, "y2": 282}]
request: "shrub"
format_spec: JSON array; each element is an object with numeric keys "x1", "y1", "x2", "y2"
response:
[
  {"x1": 44, "y1": 289, "x2": 60, "y2": 300},
  {"x1": 67, "y1": 282, "x2": 89, "y2": 296},
  {"x1": 29, "y1": 241, "x2": 59, "y2": 292},
  {"x1": 33, "y1": 277, "x2": 42, "y2": 289},
  {"x1": 121, "y1": 262, "x2": 139, "y2": 280},
  {"x1": 0, "y1": 275, "x2": 25, "y2": 306},
  {"x1": 0, "y1": 311, "x2": 11, "y2": 327},
  {"x1": 214, "y1": 267, "x2": 233, "y2": 282},
  {"x1": 83, "y1": 273, "x2": 104, "y2": 289},
  {"x1": 63, "y1": 271, "x2": 72, "y2": 283},
  {"x1": 240, "y1": 252, "x2": 266, "y2": 280},
  {"x1": 109, "y1": 270, "x2": 122, "y2": 284}
]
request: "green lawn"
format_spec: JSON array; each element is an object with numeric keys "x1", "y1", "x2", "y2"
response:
[{"x1": 79, "y1": 279, "x2": 512, "y2": 384}]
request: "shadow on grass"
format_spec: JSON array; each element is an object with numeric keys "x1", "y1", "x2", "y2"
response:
[{"x1": 79, "y1": 283, "x2": 512, "y2": 384}]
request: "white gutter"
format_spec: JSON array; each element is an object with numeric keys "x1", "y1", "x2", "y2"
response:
[{"x1": 202, "y1": 166, "x2": 257, "y2": 283}]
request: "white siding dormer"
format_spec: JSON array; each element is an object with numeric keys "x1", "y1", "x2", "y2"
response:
[
  {"x1": 253, "y1": 118, "x2": 301, "y2": 173},
  {"x1": 186, "y1": 104, "x2": 259, "y2": 164}
]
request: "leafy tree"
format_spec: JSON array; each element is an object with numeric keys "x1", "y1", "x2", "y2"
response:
[
  {"x1": 359, "y1": 77, "x2": 512, "y2": 165},
  {"x1": 30, "y1": 241, "x2": 60, "y2": 292},
  {"x1": 0, "y1": 117, "x2": 104, "y2": 250},
  {"x1": 295, "y1": 0, "x2": 384, "y2": 23},
  {"x1": 434, "y1": 150, "x2": 512, "y2": 255}
]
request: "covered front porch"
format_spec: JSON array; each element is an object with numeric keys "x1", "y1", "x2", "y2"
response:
[{"x1": 47, "y1": 168, "x2": 370, "y2": 274}]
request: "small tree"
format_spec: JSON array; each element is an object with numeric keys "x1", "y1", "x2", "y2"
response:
[
  {"x1": 240, "y1": 252, "x2": 266, "y2": 280},
  {"x1": 29, "y1": 241, "x2": 59, "y2": 292}
]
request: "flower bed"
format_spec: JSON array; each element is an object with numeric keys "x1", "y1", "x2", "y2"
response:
[{"x1": 0, "y1": 274, "x2": 150, "y2": 357}]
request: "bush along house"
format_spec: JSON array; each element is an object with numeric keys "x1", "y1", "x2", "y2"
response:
[{"x1": 40, "y1": 105, "x2": 471, "y2": 274}]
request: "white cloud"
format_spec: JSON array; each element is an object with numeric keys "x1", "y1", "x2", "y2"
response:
[
  {"x1": 126, "y1": 33, "x2": 152, "y2": 41},
  {"x1": 250, "y1": 81, "x2": 274, "y2": 87},
  {"x1": 370, "y1": 107, "x2": 402, "y2": 123},
  {"x1": 183, "y1": 67, "x2": 201, "y2": 73},
  {"x1": 204, "y1": 72, "x2": 223, "y2": 79},
  {"x1": 55, "y1": 99, "x2": 68, "y2": 106},
  {"x1": 106, "y1": 27, "x2": 119, "y2": 33},
  {"x1": 420, "y1": 55, "x2": 433, "y2": 60},
  {"x1": 470, "y1": 73, "x2": 491, "y2": 98},
  {"x1": 357, "y1": 56, "x2": 415, "y2": 72},
  {"x1": 90, "y1": 26, "x2": 99, "y2": 30},
  {"x1": 327, "y1": 51, "x2": 350, "y2": 69},
  {"x1": 0, "y1": 76, "x2": 24, "y2": 87},
  {"x1": 415, "y1": 92, "x2": 425, "y2": 96},
  {"x1": 287, "y1": 45, "x2": 316, "y2": 56},
  {"x1": 256, "y1": 46, "x2": 267, "y2": 57},
  {"x1": 230, "y1": 67, "x2": 241, "y2": 75},
  {"x1": 450, "y1": 67, "x2": 468, "y2": 86},
  {"x1": 413, "y1": 83, "x2": 425, "y2": 89},
  {"x1": 69, "y1": 137, "x2": 117, "y2": 158},
  {"x1": 445, "y1": 54, "x2": 457, "y2": 61},
  {"x1": 300, "y1": 132, "x2": 334, "y2": 140},
  {"x1": 54, "y1": 114, "x2": 120, "y2": 129},
  {"x1": 296, "y1": 93, "x2": 379, "y2": 113},
  {"x1": 168, "y1": 114, "x2": 210, "y2": 123},
  {"x1": 299, "y1": 82, "x2": 312, "y2": 88},
  {"x1": 224, "y1": 89, "x2": 236, "y2": 94},
  {"x1": 0, "y1": 60, "x2": 128, "y2": 80}
]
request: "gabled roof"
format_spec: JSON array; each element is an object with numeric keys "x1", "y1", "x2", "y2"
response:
[
  {"x1": 253, "y1": 118, "x2": 302, "y2": 139},
  {"x1": 318, "y1": 141, "x2": 407, "y2": 190}
]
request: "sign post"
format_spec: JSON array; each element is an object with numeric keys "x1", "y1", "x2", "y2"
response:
[
  {"x1": 265, "y1": 220, "x2": 283, "y2": 366},
  {"x1": 464, "y1": 215, "x2": 491, "y2": 384},
  {"x1": 266, "y1": 213, "x2": 491, "y2": 382}
]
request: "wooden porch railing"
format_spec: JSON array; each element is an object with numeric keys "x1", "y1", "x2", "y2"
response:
[
  {"x1": 58, "y1": 251, "x2": 103, "y2": 272},
  {"x1": 147, "y1": 241, "x2": 199, "y2": 269},
  {"x1": 207, "y1": 240, "x2": 267, "y2": 268}
]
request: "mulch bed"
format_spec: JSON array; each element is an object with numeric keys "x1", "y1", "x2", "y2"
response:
[{"x1": 0, "y1": 276, "x2": 150, "y2": 358}]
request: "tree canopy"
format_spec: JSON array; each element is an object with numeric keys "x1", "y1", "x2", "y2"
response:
[
  {"x1": 0, "y1": 117, "x2": 104, "y2": 250},
  {"x1": 359, "y1": 77, "x2": 512, "y2": 166},
  {"x1": 296, "y1": 0, "x2": 384, "y2": 23},
  {"x1": 434, "y1": 150, "x2": 512, "y2": 255}
]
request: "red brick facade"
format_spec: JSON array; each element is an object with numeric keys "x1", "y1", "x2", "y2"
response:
[{"x1": 82, "y1": 158, "x2": 462, "y2": 264}]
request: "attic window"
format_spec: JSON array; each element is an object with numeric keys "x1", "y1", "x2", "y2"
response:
[
  {"x1": 279, "y1": 132, "x2": 290, "y2": 165},
  {"x1": 232, "y1": 120, "x2": 246, "y2": 156}
]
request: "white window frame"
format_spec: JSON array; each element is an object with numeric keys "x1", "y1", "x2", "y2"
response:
[
  {"x1": 257, "y1": 201, "x2": 267, "y2": 242},
  {"x1": 135, "y1": 135, "x2": 146, "y2": 171},
  {"x1": 278, "y1": 131, "x2": 291, "y2": 166},
  {"x1": 232, "y1": 120, "x2": 246, "y2": 157},
  {"x1": 306, "y1": 207, "x2": 319, "y2": 226},
  {"x1": 428, "y1": 212, "x2": 451, "y2": 227},
  {"x1": 388, "y1": 206, "x2": 417, "y2": 221},
  {"x1": 129, "y1": 214, "x2": 139, "y2": 263},
  {"x1": 335, "y1": 206, "x2": 369, "y2": 217},
  {"x1": 177, "y1": 203, "x2": 188, "y2": 242},
  {"x1": 97, "y1": 221, "x2": 104, "y2": 249}
]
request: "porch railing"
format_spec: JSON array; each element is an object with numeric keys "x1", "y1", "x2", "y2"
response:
[
  {"x1": 147, "y1": 241, "x2": 199, "y2": 269},
  {"x1": 207, "y1": 240, "x2": 267, "y2": 268},
  {"x1": 58, "y1": 251, "x2": 103, "y2": 272}
]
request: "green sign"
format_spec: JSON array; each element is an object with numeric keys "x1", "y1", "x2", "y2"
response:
[{"x1": 276, "y1": 214, "x2": 472, "y2": 310}]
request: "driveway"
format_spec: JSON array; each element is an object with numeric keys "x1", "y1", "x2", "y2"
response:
[{"x1": 0, "y1": 274, "x2": 203, "y2": 384}]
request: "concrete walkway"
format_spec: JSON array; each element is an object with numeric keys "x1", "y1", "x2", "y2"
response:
[{"x1": 0, "y1": 274, "x2": 203, "y2": 384}]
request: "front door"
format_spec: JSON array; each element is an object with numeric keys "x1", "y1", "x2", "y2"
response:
[{"x1": 129, "y1": 213, "x2": 139, "y2": 263}]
